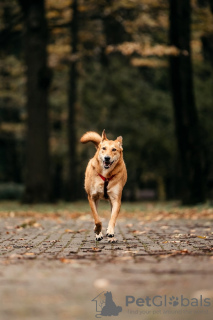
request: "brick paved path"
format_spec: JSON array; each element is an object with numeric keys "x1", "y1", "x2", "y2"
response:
[{"x1": 0, "y1": 216, "x2": 213, "y2": 320}]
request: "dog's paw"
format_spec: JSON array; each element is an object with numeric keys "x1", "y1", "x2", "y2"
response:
[
  {"x1": 96, "y1": 232, "x2": 103, "y2": 241},
  {"x1": 106, "y1": 233, "x2": 114, "y2": 238},
  {"x1": 108, "y1": 237, "x2": 117, "y2": 243}
]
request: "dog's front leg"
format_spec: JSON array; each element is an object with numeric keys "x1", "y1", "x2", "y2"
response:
[
  {"x1": 88, "y1": 195, "x2": 103, "y2": 241},
  {"x1": 106, "y1": 197, "x2": 121, "y2": 243}
]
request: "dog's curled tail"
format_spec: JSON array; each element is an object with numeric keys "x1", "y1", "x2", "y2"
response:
[{"x1": 80, "y1": 131, "x2": 101, "y2": 148}]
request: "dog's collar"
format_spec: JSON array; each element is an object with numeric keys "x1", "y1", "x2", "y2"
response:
[
  {"x1": 98, "y1": 173, "x2": 115, "y2": 199},
  {"x1": 98, "y1": 173, "x2": 115, "y2": 182}
]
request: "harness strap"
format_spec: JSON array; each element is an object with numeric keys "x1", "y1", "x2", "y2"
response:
[{"x1": 98, "y1": 173, "x2": 115, "y2": 199}]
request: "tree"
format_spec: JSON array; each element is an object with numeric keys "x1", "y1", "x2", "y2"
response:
[
  {"x1": 67, "y1": 0, "x2": 78, "y2": 200},
  {"x1": 169, "y1": 0, "x2": 205, "y2": 204},
  {"x1": 1, "y1": 0, "x2": 212, "y2": 202},
  {"x1": 209, "y1": 0, "x2": 213, "y2": 12},
  {"x1": 18, "y1": 0, "x2": 52, "y2": 202}
]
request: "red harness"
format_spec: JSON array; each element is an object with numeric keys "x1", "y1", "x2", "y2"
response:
[{"x1": 98, "y1": 173, "x2": 115, "y2": 199}]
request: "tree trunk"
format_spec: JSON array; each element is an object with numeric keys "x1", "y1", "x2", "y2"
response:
[
  {"x1": 67, "y1": 0, "x2": 78, "y2": 200},
  {"x1": 209, "y1": 0, "x2": 213, "y2": 13},
  {"x1": 201, "y1": 0, "x2": 213, "y2": 67},
  {"x1": 169, "y1": 0, "x2": 205, "y2": 204},
  {"x1": 18, "y1": 0, "x2": 51, "y2": 203}
]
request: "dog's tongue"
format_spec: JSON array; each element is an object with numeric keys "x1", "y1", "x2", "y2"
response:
[{"x1": 104, "y1": 161, "x2": 110, "y2": 168}]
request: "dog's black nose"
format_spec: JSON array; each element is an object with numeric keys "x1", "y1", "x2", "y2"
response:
[{"x1": 104, "y1": 156, "x2": 110, "y2": 162}]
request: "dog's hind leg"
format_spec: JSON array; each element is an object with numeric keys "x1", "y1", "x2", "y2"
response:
[
  {"x1": 106, "y1": 198, "x2": 121, "y2": 243},
  {"x1": 88, "y1": 196, "x2": 103, "y2": 241}
]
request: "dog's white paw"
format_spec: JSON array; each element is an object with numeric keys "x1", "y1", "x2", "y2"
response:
[
  {"x1": 106, "y1": 232, "x2": 114, "y2": 238},
  {"x1": 108, "y1": 237, "x2": 117, "y2": 243},
  {"x1": 96, "y1": 232, "x2": 103, "y2": 241},
  {"x1": 106, "y1": 226, "x2": 114, "y2": 238}
]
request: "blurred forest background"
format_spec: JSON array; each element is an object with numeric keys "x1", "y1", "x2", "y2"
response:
[{"x1": 0, "y1": 0, "x2": 213, "y2": 204}]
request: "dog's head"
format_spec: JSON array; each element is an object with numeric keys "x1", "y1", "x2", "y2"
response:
[{"x1": 97, "y1": 130, "x2": 123, "y2": 170}]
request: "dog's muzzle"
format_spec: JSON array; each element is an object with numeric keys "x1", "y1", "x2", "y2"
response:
[{"x1": 103, "y1": 156, "x2": 114, "y2": 169}]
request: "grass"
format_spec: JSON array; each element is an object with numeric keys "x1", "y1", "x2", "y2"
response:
[{"x1": 0, "y1": 200, "x2": 212, "y2": 220}]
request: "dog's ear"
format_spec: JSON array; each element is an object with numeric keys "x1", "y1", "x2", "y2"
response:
[
  {"x1": 116, "y1": 136, "x2": 123, "y2": 146},
  {"x1": 101, "y1": 129, "x2": 107, "y2": 141}
]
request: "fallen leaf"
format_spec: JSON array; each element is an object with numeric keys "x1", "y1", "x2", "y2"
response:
[
  {"x1": 16, "y1": 219, "x2": 41, "y2": 229},
  {"x1": 59, "y1": 258, "x2": 75, "y2": 264},
  {"x1": 171, "y1": 249, "x2": 190, "y2": 256},
  {"x1": 159, "y1": 255, "x2": 170, "y2": 259},
  {"x1": 131, "y1": 230, "x2": 143, "y2": 234},
  {"x1": 89, "y1": 247, "x2": 102, "y2": 252},
  {"x1": 9, "y1": 254, "x2": 23, "y2": 259},
  {"x1": 79, "y1": 214, "x2": 91, "y2": 220},
  {"x1": 197, "y1": 236, "x2": 206, "y2": 239},
  {"x1": 78, "y1": 229, "x2": 87, "y2": 233},
  {"x1": 65, "y1": 229, "x2": 75, "y2": 233},
  {"x1": 9, "y1": 211, "x2": 15, "y2": 217},
  {"x1": 32, "y1": 222, "x2": 42, "y2": 228}
]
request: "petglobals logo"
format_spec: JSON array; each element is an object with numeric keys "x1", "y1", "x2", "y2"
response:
[
  {"x1": 92, "y1": 292, "x2": 211, "y2": 318},
  {"x1": 92, "y1": 291, "x2": 122, "y2": 318},
  {"x1": 126, "y1": 295, "x2": 211, "y2": 308}
]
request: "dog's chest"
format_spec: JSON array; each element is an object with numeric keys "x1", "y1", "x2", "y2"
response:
[
  {"x1": 91, "y1": 180, "x2": 105, "y2": 198},
  {"x1": 90, "y1": 180, "x2": 119, "y2": 200}
]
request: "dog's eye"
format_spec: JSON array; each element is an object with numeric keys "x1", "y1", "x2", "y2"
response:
[
  {"x1": 102, "y1": 147, "x2": 106, "y2": 150},
  {"x1": 112, "y1": 148, "x2": 116, "y2": 151}
]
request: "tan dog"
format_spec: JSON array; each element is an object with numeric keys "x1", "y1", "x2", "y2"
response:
[{"x1": 80, "y1": 130, "x2": 127, "y2": 242}]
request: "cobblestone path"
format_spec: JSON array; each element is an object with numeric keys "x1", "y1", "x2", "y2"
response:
[{"x1": 0, "y1": 216, "x2": 212, "y2": 320}]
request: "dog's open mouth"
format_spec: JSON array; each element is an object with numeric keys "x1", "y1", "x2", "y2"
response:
[{"x1": 103, "y1": 161, "x2": 114, "y2": 169}]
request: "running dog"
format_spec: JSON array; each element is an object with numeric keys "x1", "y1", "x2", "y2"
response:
[{"x1": 80, "y1": 130, "x2": 127, "y2": 242}]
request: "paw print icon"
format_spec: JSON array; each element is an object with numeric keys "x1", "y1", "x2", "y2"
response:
[{"x1": 169, "y1": 296, "x2": 179, "y2": 307}]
